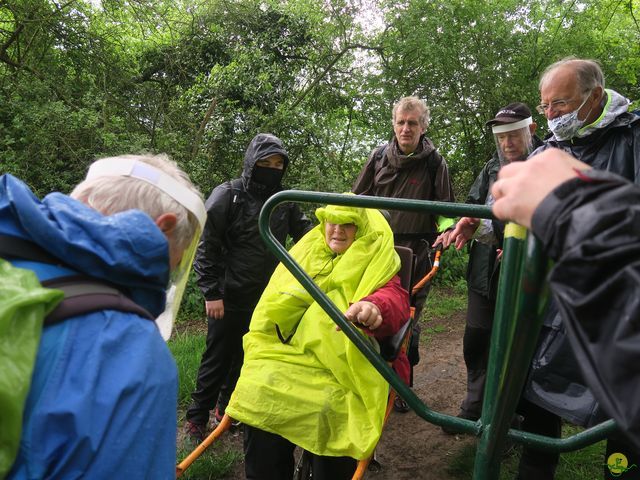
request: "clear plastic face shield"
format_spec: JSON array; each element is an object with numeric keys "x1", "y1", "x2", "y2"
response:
[
  {"x1": 85, "y1": 159, "x2": 206, "y2": 340},
  {"x1": 492, "y1": 117, "x2": 534, "y2": 165}
]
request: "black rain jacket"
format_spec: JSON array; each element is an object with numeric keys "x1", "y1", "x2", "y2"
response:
[
  {"x1": 193, "y1": 134, "x2": 312, "y2": 311},
  {"x1": 525, "y1": 106, "x2": 640, "y2": 425},
  {"x1": 531, "y1": 169, "x2": 640, "y2": 450}
]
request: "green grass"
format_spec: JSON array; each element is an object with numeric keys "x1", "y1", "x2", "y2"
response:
[
  {"x1": 168, "y1": 330, "x2": 206, "y2": 411},
  {"x1": 445, "y1": 425, "x2": 605, "y2": 479},
  {"x1": 176, "y1": 444, "x2": 241, "y2": 480},
  {"x1": 420, "y1": 282, "x2": 467, "y2": 345},
  {"x1": 170, "y1": 330, "x2": 242, "y2": 479},
  {"x1": 423, "y1": 281, "x2": 467, "y2": 320}
]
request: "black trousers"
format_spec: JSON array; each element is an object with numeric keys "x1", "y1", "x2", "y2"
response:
[
  {"x1": 460, "y1": 289, "x2": 494, "y2": 418},
  {"x1": 405, "y1": 240, "x2": 433, "y2": 376},
  {"x1": 244, "y1": 425, "x2": 357, "y2": 480},
  {"x1": 186, "y1": 308, "x2": 252, "y2": 425}
]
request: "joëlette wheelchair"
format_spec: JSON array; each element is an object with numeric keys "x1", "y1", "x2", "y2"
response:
[
  {"x1": 178, "y1": 192, "x2": 618, "y2": 480},
  {"x1": 177, "y1": 215, "x2": 441, "y2": 479}
]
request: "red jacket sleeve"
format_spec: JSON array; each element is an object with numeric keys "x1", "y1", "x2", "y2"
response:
[{"x1": 359, "y1": 275, "x2": 410, "y2": 340}]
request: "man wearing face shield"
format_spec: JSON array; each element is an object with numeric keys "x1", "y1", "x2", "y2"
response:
[
  {"x1": 515, "y1": 58, "x2": 640, "y2": 480},
  {"x1": 1, "y1": 154, "x2": 205, "y2": 479},
  {"x1": 434, "y1": 103, "x2": 542, "y2": 432},
  {"x1": 185, "y1": 133, "x2": 312, "y2": 442}
]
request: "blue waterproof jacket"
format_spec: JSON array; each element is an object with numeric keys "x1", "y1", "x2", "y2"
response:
[{"x1": 1, "y1": 174, "x2": 178, "y2": 479}]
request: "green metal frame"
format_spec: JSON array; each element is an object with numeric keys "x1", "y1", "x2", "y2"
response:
[{"x1": 259, "y1": 191, "x2": 617, "y2": 480}]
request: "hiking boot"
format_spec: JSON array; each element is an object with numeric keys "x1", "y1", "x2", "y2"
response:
[
  {"x1": 184, "y1": 421, "x2": 207, "y2": 443},
  {"x1": 213, "y1": 407, "x2": 224, "y2": 425},
  {"x1": 212, "y1": 408, "x2": 241, "y2": 432}
]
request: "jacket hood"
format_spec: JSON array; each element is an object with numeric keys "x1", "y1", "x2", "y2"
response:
[
  {"x1": 0, "y1": 174, "x2": 169, "y2": 316},
  {"x1": 241, "y1": 133, "x2": 289, "y2": 185},
  {"x1": 578, "y1": 89, "x2": 633, "y2": 139},
  {"x1": 387, "y1": 135, "x2": 437, "y2": 169}
]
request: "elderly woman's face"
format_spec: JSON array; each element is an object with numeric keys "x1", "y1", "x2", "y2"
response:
[{"x1": 324, "y1": 222, "x2": 357, "y2": 254}]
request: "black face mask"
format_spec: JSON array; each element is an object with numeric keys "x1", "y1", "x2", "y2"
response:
[{"x1": 251, "y1": 166, "x2": 283, "y2": 189}]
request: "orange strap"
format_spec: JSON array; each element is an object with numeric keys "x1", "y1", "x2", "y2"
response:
[{"x1": 411, "y1": 247, "x2": 442, "y2": 296}]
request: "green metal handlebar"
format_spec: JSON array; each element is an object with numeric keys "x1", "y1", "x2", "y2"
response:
[{"x1": 258, "y1": 190, "x2": 617, "y2": 480}]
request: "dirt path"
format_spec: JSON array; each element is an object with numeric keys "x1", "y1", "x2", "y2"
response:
[
  {"x1": 367, "y1": 310, "x2": 474, "y2": 479},
  {"x1": 204, "y1": 310, "x2": 473, "y2": 479}
]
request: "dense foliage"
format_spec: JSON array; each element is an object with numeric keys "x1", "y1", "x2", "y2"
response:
[
  {"x1": 2, "y1": 0, "x2": 638, "y2": 200},
  {"x1": 3, "y1": 0, "x2": 637, "y2": 319}
]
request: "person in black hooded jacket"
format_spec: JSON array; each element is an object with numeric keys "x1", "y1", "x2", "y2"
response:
[{"x1": 184, "y1": 133, "x2": 312, "y2": 442}]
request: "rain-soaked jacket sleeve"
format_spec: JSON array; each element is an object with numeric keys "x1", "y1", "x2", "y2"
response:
[
  {"x1": 193, "y1": 183, "x2": 232, "y2": 301},
  {"x1": 287, "y1": 203, "x2": 313, "y2": 242},
  {"x1": 531, "y1": 169, "x2": 640, "y2": 450}
]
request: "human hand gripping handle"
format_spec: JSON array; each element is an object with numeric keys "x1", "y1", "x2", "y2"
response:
[
  {"x1": 205, "y1": 299, "x2": 224, "y2": 319},
  {"x1": 491, "y1": 148, "x2": 591, "y2": 229},
  {"x1": 343, "y1": 301, "x2": 383, "y2": 331},
  {"x1": 433, "y1": 217, "x2": 479, "y2": 250}
]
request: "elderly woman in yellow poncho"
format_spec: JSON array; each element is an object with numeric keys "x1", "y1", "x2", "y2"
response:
[{"x1": 226, "y1": 203, "x2": 410, "y2": 480}]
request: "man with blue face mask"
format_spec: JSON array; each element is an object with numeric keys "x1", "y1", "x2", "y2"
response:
[{"x1": 517, "y1": 57, "x2": 640, "y2": 480}]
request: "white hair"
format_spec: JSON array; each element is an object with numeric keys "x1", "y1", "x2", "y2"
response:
[
  {"x1": 71, "y1": 153, "x2": 203, "y2": 250},
  {"x1": 539, "y1": 57, "x2": 605, "y2": 94},
  {"x1": 392, "y1": 96, "x2": 431, "y2": 129}
]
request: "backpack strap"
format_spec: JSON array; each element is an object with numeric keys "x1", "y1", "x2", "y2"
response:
[
  {"x1": 225, "y1": 177, "x2": 244, "y2": 226},
  {"x1": 425, "y1": 153, "x2": 442, "y2": 196},
  {"x1": 372, "y1": 144, "x2": 388, "y2": 174},
  {"x1": 0, "y1": 235, "x2": 62, "y2": 265},
  {"x1": 0, "y1": 235, "x2": 155, "y2": 325},
  {"x1": 42, "y1": 276, "x2": 154, "y2": 325}
]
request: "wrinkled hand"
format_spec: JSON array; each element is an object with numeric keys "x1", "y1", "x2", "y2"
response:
[
  {"x1": 433, "y1": 229, "x2": 455, "y2": 249},
  {"x1": 491, "y1": 148, "x2": 590, "y2": 229},
  {"x1": 434, "y1": 217, "x2": 479, "y2": 250},
  {"x1": 205, "y1": 299, "x2": 224, "y2": 320},
  {"x1": 344, "y1": 301, "x2": 382, "y2": 330}
]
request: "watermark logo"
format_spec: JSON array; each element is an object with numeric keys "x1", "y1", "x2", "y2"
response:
[{"x1": 606, "y1": 452, "x2": 638, "y2": 477}]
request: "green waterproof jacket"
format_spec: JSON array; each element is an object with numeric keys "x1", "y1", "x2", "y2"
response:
[
  {"x1": 0, "y1": 260, "x2": 62, "y2": 477},
  {"x1": 226, "y1": 204, "x2": 400, "y2": 459}
]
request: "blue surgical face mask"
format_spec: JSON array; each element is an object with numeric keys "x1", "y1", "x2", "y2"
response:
[{"x1": 547, "y1": 94, "x2": 592, "y2": 141}]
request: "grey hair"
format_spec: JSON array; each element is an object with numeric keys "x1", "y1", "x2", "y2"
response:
[
  {"x1": 539, "y1": 57, "x2": 605, "y2": 94},
  {"x1": 392, "y1": 96, "x2": 431, "y2": 129},
  {"x1": 71, "y1": 153, "x2": 203, "y2": 250}
]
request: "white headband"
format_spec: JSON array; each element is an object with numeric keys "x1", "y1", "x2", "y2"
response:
[
  {"x1": 491, "y1": 117, "x2": 532, "y2": 134},
  {"x1": 86, "y1": 158, "x2": 207, "y2": 230}
]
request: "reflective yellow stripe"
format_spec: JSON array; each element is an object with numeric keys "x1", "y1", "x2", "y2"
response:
[{"x1": 504, "y1": 223, "x2": 527, "y2": 239}]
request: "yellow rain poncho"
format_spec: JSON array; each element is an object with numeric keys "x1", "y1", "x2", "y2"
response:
[{"x1": 226, "y1": 204, "x2": 400, "y2": 459}]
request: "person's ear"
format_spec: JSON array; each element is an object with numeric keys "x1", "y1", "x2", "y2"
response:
[
  {"x1": 155, "y1": 213, "x2": 178, "y2": 236},
  {"x1": 529, "y1": 122, "x2": 538, "y2": 134},
  {"x1": 591, "y1": 85, "x2": 604, "y2": 104}
]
